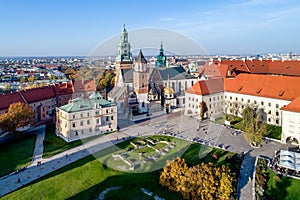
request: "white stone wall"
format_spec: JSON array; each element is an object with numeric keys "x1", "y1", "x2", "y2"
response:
[
  {"x1": 185, "y1": 92, "x2": 224, "y2": 117},
  {"x1": 224, "y1": 92, "x2": 290, "y2": 126},
  {"x1": 281, "y1": 110, "x2": 300, "y2": 144},
  {"x1": 137, "y1": 93, "x2": 148, "y2": 113},
  {"x1": 56, "y1": 104, "x2": 117, "y2": 142},
  {"x1": 163, "y1": 78, "x2": 198, "y2": 94}
]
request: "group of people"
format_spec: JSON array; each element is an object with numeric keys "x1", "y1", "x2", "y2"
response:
[{"x1": 269, "y1": 150, "x2": 300, "y2": 178}]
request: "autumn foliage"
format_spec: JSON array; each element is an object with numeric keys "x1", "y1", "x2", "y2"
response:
[
  {"x1": 0, "y1": 102, "x2": 35, "y2": 134},
  {"x1": 160, "y1": 157, "x2": 234, "y2": 200}
]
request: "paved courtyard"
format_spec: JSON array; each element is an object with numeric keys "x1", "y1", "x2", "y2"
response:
[{"x1": 0, "y1": 109, "x2": 291, "y2": 199}]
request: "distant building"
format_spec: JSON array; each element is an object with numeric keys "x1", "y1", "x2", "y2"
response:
[{"x1": 56, "y1": 91, "x2": 117, "y2": 142}]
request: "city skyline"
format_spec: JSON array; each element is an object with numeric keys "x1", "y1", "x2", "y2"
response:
[{"x1": 1, "y1": 0, "x2": 300, "y2": 56}]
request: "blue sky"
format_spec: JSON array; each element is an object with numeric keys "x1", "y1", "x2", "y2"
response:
[{"x1": 0, "y1": 0, "x2": 299, "y2": 56}]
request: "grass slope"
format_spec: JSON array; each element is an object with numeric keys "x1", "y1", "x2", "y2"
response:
[
  {"x1": 0, "y1": 135, "x2": 36, "y2": 177},
  {"x1": 3, "y1": 137, "x2": 241, "y2": 200}
]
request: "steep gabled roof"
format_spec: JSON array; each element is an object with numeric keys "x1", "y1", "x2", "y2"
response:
[
  {"x1": 121, "y1": 68, "x2": 133, "y2": 83},
  {"x1": 137, "y1": 50, "x2": 147, "y2": 63},
  {"x1": 186, "y1": 78, "x2": 224, "y2": 95}
]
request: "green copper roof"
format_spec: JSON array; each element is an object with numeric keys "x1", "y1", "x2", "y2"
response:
[
  {"x1": 59, "y1": 97, "x2": 114, "y2": 113},
  {"x1": 89, "y1": 91, "x2": 103, "y2": 100}
]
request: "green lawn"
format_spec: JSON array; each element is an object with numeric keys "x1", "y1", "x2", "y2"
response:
[
  {"x1": 3, "y1": 137, "x2": 241, "y2": 200},
  {"x1": 0, "y1": 135, "x2": 36, "y2": 177},
  {"x1": 265, "y1": 125, "x2": 282, "y2": 140},
  {"x1": 265, "y1": 170, "x2": 300, "y2": 200},
  {"x1": 226, "y1": 115, "x2": 282, "y2": 140},
  {"x1": 43, "y1": 124, "x2": 112, "y2": 158}
]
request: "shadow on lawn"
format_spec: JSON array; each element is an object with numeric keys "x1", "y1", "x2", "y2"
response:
[{"x1": 66, "y1": 171, "x2": 182, "y2": 200}]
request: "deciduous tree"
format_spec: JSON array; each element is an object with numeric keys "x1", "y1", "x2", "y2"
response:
[{"x1": 0, "y1": 102, "x2": 35, "y2": 137}]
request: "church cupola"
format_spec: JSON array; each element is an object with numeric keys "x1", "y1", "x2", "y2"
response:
[{"x1": 155, "y1": 42, "x2": 167, "y2": 68}]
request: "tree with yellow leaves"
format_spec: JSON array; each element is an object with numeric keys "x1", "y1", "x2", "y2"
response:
[
  {"x1": 160, "y1": 158, "x2": 235, "y2": 200},
  {"x1": 0, "y1": 102, "x2": 34, "y2": 137}
]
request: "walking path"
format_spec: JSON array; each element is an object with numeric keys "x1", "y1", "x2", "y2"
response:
[
  {"x1": 0, "y1": 111, "x2": 290, "y2": 199},
  {"x1": 30, "y1": 125, "x2": 45, "y2": 167},
  {"x1": 237, "y1": 152, "x2": 256, "y2": 200}
]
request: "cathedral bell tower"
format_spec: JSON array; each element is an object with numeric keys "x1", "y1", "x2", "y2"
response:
[
  {"x1": 115, "y1": 24, "x2": 133, "y2": 85},
  {"x1": 133, "y1": 50, "x2": 148, "y2": 113}
]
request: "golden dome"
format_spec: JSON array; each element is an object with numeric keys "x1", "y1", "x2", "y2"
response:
[{"x1": 163, "y1": 86, "x2": 174, "y2": 95}]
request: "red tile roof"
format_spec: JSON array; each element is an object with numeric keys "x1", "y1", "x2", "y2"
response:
[
  {"x1": 245, "y1": 60, "x2": 270, "y2": 74},
  {"x1": 269, "y1": 60, "x2": 300, "y2": 76},
  {"x1": 216, "y1": 60, "x2": 250, "y2": 76},
  {"x1": 186, "y1": 78, "x2": 224, "y2": 95},
  {"x1": 0, "y1": 92, "x2": 26, "y2": 111},
  {"x1": 213, "y1": 59, "x2": 300, "y2": 77},
  {"x1": 20, "y1": 85, "x2": 56, "y2": 104},
  {"x1": 281, "y1": 96, "x2": 300, "y2": 113},
  {"x1": 224, "y1": 74, "x2": 300, "y2": 101},
  {"x1": 55, "y1": 82, "x2": 74, "y2": 96},
  {"x1": 199, "y1": 62, "x2": 229, "y2": 78},
  {"x1": 73, "y1": 80, "x2": 95, "y2": 93}
]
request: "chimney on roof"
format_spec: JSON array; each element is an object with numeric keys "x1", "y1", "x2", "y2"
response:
[
  {"x1": 259, "y1": 57, "x2": 263, "y2": 62},
  {"x1": 218, "y1": 58, "x2": 221, "y2": 62},
  {"x1": 282, "y1": 57, "x2": 285, "y2": 62}
]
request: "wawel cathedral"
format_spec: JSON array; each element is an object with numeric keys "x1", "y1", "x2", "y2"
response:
[{"x1": 108, "y1": 25, "x2": 197, "y2": 120}]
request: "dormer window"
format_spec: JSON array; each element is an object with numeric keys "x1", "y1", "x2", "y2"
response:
[
  {"x1": 256, "y1": 88, "x2": 262, "y2": 94},
  {"x1": 278, "y1": 90, "x2": 285, "y2": 96}
]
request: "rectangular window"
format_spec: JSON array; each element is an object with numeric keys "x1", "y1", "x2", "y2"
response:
[
  {"x1": 111, "y1": 116, "x2": 114, "y2": 120},
  {"x1": 87, "y1": 120, "x2": 90, "y2": 125},
  {"x1": 276, "y1": 104, "x2": 279, "y2": 108},
  {"x1": 261, "y1": 102, "x2": 264, "y2": 106},
  {"x1": 80, "y1": 121, "x2": 83, "y2": 126},
  {"x1": 73, "y1": 115, "x2": 75, "y2": 119},
  {"x1": 254, "y1": 100, "x2": 257, "y2": 104},
  {"x1": 87, "y1": 112, "x2": 90, "y2": 117},
  {"x1": 106, "y1": 116, "x2": 109, "y2": 121},
  {"x1": 247, "y1": 99, "x2": 250, "y2": 103},
  {"x1": 72, "y1": 123, "x2": 76, "y2": 128},
  {"x1": 96, "y1": 119, "x2": 99, "y2": 124},
  {"x1": 268, "y1": 102, "x2": 271, "y2": 107}
]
